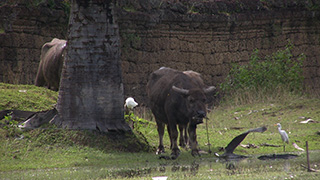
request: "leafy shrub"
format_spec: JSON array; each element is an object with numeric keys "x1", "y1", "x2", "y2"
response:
[
  {"x1": 124, "y1": 111, "x2": 151, "y2": 131},
  {"x1": 0, "y1": 114, "x2": 22, "y2": 137},
  {"x1": 221, "y1": 43, "x2": 305, "y2": 94},
  {"x1": 220, "y1": 43, "x2": 305, "y2": 105}
]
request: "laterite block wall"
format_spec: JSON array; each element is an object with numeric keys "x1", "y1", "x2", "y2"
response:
[{"x1": 1, "y1": 1, "x2": 319, "y2": 105}]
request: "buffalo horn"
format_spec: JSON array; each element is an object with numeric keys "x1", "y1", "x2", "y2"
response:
[
  {"x1": 204, "y1": 86, "x2": 216, "y2": 93},
  {"x1": 172, "y1": 86, "x2": 189, "y2": 95}
]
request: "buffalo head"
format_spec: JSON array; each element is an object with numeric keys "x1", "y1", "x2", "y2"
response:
[{"x1": 172, "y1": 85, "x2": 216, "y2": 125}]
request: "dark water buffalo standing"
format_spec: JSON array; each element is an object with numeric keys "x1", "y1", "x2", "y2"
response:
[
  {"x1": 178, "y1": 70, "x2": 210, "y2": 148},
  {"x1": 147, "y1": 67, "x2": 215, "y2": 159},
  {"x1": 35, "y1": 38, "x2": 67, "y2": 91}
]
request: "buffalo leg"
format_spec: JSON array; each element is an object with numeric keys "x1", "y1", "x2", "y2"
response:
[
  {"x1": 178, "y1": 124, "x2": 185, "y2": 147},
  {"x1": 184, "y1": 125, "x2": 189, "y2": 147},
  {"x1": 188, "y1": 124, "x2": 199, "y2": 156},
  {"x1": 156, "y1": 121, "x2": 165, "y2": 154},
  {"x1": 168, "y1": 123, "x2": 180, "y2": 159},
  {"x1": 35, "y1": 65, "x2": 46, "y2": 87},
  {"x1": 168, "y1": 125, "x2": 173, "y2": 149},
  {"x1": 178, "y1": 124, "x2": 188, "y2": 148}
]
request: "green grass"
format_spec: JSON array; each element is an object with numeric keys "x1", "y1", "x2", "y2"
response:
[
  {"x1": 0, "y1": 83, "x2": 320, "y2": 179},
  {"x1": 0, "y1": 83, "x2": 58, "y2": 111},
  {"x1": 205, "y1": 98, "x2": 320, "y2": 155}
]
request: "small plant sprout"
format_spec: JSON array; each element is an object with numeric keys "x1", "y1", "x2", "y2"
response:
[
  {"x1": 124, "y1": 97, "x2": 138, "y2": 109},
  {"x1": 275, "y1": 123, "x2": 289, "y2": 152}
]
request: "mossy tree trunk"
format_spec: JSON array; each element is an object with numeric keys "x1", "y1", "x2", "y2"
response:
[{"x1": 55, "y1": 0, "x2": 130, "y2": 132}]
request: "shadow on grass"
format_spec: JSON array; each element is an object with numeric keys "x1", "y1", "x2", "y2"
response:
[
  {"x1": 26, "y1": 127, "x2": 155, "y2": 153},
  {"x1": 0, "y1": 109, "x2": 154, "y2": 153}
]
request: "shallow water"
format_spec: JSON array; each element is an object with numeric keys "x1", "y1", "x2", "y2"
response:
[
  {"x1": 1, "y1": 151, "x2": 319, "y2": 179},
  {"x1": 100, "y1": 151, "x2": 320, "y2": 179}
]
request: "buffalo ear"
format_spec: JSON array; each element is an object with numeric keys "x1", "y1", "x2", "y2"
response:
[
  {"x1": 172, "y1": 86, "x2": 189, "y2": 95},
  {"x1": 203, "y1": 86, "x2": 216, "y2": 94}
]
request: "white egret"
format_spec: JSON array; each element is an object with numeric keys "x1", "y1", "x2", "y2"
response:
[
  {"x1": 275, "y1": 123, "x2": 289, "y2": 152},
  {"x1": 124, "y1": 97, "x2": 138, "y2": 109},
  {"x1": 124, "y1": 97, "x2": 138, "y2": 129}
]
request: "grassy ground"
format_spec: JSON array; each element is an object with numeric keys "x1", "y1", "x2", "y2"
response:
[
  {"x1": 0, "y1": 83, "x2": 319, "y2": 179},
  {"x1": 0, "y1": 83, "x2": 58, "y2": 111}
]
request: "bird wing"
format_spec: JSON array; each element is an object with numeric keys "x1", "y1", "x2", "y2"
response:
[
  {"x1": 225, "y1": 132, "x2": 249, "y2": 154},
  {"x1": 225, "y1": 126, "x2": 267, "y2": 154},
  {"x1": 246, "y1": 126, "x2": 267, "y2": 133},
  {"x1": 280, "y1": 130, "x2": 289, "y2": 143}
]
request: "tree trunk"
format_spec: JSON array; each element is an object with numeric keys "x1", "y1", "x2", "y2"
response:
[{"x1": 55, "y1": 0, "x2": 130, "y2": 132}]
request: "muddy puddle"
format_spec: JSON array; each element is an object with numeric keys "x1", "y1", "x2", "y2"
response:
[
  {"x1": 108, "y1": 151, "x2": 319, "y2": 179},
  {"x1": 2, "y1": 151, "x2": 319, "y2": 179}
]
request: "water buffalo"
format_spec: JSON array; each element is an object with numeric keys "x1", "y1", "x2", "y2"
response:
[
  {"x1": 147, "y1": 67, "x2": 215, "y2": 159},
  {"x1": 35, "y1": 38, "x2": 67, "y2": 91},
  {"x1": 178, "y1": 70, "x2": 212, "y2": 148}
]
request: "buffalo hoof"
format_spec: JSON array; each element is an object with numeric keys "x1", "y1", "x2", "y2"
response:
[
  {"x1": 170, "y1": 153, "x2": 179, "y2": 160},
  {"x1": 179, "y1": 141, "x2": 186, "y2": 148},
  {"x1": 170, "y1": 148, "x2": 180, "y2": 159},
  {"x1": 156, "y1": 146, "x2": 165, "y2": 155},
  {"x1": 159, "y1": 155, "x2": 171, "y2": 160},
  {"x1": 191, "y1": 149, "x2": 200, "y2": 157},
  {"x1": 170, "y1": 154, "x2": 178, "y2": 160}
]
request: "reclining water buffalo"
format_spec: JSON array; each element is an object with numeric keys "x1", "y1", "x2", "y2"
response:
[
  {"x1": 35, "y1": 38, "x2": 67, "y2": 91},
  {"x1": 147, "y1": 67, "x2": 216, "y2": 159}
]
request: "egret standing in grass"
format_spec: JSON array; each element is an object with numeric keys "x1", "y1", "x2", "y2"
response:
[
  {"x1": 124, "y1": 97, "x2": 138, "y2": 129},
  {"x1": 275, "y1": 123, "x2": 289, "y2": 152}
]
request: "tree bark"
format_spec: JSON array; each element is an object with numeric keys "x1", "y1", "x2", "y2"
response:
[{"x1": 55, "y1": 0, "x2": 130, "y2": 132}]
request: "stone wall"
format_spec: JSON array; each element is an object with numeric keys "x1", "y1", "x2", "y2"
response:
[
  {"x1": 1, "y1": 0, "x2": 320, "y2": 105},
  {"x1": 117, "y1": 0, "x2": 320, "y2": 104},
  {"x1": 0, "y1": 2, "x2": 68, "y2": 84}
]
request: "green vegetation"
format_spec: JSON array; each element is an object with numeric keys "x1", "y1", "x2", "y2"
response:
[
  {"x1": 187, "y1": 4, "x2": 200, "y2": 15},
  {"x1": 220, "y1": 43, "x2": 305, "y2": 106},
  {"x1": 125, "y1": 111, "x2": 154, "y2": 132},
  {"x1": 121, "y1": 33, "x2": 141, "y2": 49},
  {"x1": 0, "y1": 114, "x2": 21, "y2": 138},
  {"x1": 0, "y1": 0, "x2": 70, "y2": 18},
  {"x1": 0, "y1": 83, "x2": 58, "y2": 111},
  {"x1": 0, "y1": 44, "x2": 319, "y2": 179},
  {"x1": 0, "y1": 81, "x2": 319, "y2": 179},
  {"x1": 221, "y1": 43, "x2": 304, "y2": 93},
  {"x1": 122, "y1": 5, "x2": 137, "y2": 13},
  {"x1": 28, "y1": 0, "x2": 69, "y2": 9}
]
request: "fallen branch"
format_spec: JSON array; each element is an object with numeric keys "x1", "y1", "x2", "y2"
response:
[
  {"x1": 301, "y1": 164, "x2": 319, "y2": 172},
  {"x1": 229, "y1": 127, "x2": 244, "y2": 130},
  {"x1": 300, "y1": 119, "x2": 319, "y2": 124},
  {"x1": 240, "y1": 143, "x2": 259, "y2": 149},
  {"x1": 292, "y1": 142, "x2": 305, "y2": 151},
  {"x1": 0, "y1": 110, "x2": 37, "y2": 121},
  {"x1": 259, "y1": 143, "x2": 281, "y2": 147},
  {"x1": 18, "y1": 108, "x2": 58, "y2": 130}
]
